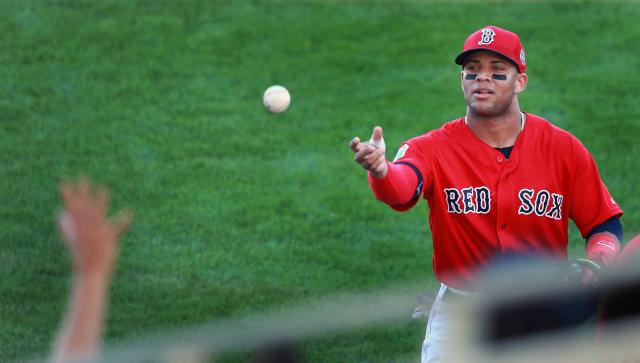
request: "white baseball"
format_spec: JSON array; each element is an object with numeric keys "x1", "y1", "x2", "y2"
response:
[{"x1": 263, "y1": 85, "x2": 291, "y2": 113}]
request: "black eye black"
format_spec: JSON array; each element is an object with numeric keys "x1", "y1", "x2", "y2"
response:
[{"x1": 465, "y1": 74, "x2": 478, "y2": 80}]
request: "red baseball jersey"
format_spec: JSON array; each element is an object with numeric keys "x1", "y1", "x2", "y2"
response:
[{"x1": 379, "y1": 113, "x2": 623, "y2": 289}]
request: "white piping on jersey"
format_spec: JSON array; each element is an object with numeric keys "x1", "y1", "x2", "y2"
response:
[{"x1": 464, "y1": 112, "x2": 526, "y2": 131}]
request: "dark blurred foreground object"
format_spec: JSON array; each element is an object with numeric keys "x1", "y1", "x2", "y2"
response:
[
  {"x1": 252, "y1": 340, "x2": 304, "y2": 363},
  {"x1": 448, "y1": 235, "x2": 640, "y2": 363},
  {"x1": 599, "y1": 233, "x2": 640, "y2": 334}
]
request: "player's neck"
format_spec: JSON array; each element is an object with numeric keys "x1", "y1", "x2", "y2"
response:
[{"x1": 465, "y1": 108, "x2": 524, "y2": 148}]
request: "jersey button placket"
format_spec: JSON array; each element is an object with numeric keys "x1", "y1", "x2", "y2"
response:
[{"x1": 495, "y1": 155, "x2": 509, "y2": 248}]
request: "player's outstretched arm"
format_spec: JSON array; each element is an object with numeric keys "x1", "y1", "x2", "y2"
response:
[
  {"x1": 350, "y1": 127, "x2": 423, "y2": 208},
  {"x1": 349, "y1": 126, "x2": 388, "y2": 179},
  {"x1": 51, "y1": 178, "x2": 133, "y2": 363}
]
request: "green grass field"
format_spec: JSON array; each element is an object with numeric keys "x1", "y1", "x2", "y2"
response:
[{"x1": 1, "y1": 1, "x2": 639, "y2": 362}]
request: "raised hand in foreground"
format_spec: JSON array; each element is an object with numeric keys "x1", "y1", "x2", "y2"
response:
[{"x1": 52, "y1": 178, "x2": 132, "y2": 363}]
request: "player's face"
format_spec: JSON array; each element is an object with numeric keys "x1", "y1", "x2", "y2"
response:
[{"x1": 461, "y1": 52, "x2": 527, "y2": 117}]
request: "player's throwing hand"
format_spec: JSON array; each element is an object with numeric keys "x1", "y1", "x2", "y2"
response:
[{"x1": 350, "y1": 126, "x2": 388, "y2": 179}]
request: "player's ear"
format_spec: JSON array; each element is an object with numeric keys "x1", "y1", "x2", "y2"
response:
[
  {"x1": 460, "y1": 70, "x2": 465, "y2": 91},
  {"x1": 514, "y1": 72, "x2": 528, "y2": 94}
]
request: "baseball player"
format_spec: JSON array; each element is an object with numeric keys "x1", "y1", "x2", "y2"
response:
[{"x1": 349, "y1": 25, "x2": 624, "y2": 363}]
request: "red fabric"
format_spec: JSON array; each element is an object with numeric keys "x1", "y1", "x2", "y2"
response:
[
  {"x1": 368, "y1": 162, "x2": 419, "y2": 210},
  {"x1": 586, "y1": 232, "x2": 621, "y2": 268},
  {"x1": 385, "y1": 113, "x2": 623, "y2": 289}
]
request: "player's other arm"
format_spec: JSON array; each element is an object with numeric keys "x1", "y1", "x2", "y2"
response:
[
  {"x1": 350, "y1": 127, "x2": 423, "y2": 208},
  {"x1": 585, "y1": 217, "x2": 623, "y2": 269},
  {"x1": 567, "y1": 137, "x2": 623, "y2": 278},
  {"x1": 578, "y1": 218, "x2": 622, "y2": 285}
]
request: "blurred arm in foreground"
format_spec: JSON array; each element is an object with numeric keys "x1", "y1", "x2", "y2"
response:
[{"x1": 51, "y1": 178, "x2": 133, "y2": 363}]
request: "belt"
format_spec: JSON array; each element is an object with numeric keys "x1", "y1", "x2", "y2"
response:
[{"x1": 441, "y1": 287, "x2": 477, "y2": 304}]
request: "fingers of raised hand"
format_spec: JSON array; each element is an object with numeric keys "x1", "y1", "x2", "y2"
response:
[
  {"x1": 60, "y1": 177, "x2": 106, "y2": 216},
  {"x1": 354, "y1": 143, "x2": 374, "y2": 162},
  {"x1": 368, "y1": 151, "x2": 387, "y2": 171},
  {"x1": 110, "y1": 209, "x2": 134, "y2": 238},
  {"x1": 58, "y1": 178, "x2": 127, "y2": 244},
  {"x1": 94, "y1": 186, "x2": 110, "y2": 219},
  {"x1": 370, "y1": 126, "x2": 384, "y2": 144},
  {"x1": 57, "y1": 210, "x2": 77, "y2": 246},
  {"x1": 355, "y1": 145, "x2": 385, "y2": 170},
  {"x1": 59, "y1": 181, "x2": 76, "y2": 211},
  {"x1": 349, "y1": 137, "x2": 361, "y2": 152}
]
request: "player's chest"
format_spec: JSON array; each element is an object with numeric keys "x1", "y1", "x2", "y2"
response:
[{"x1": 429, "y1": 152, "x2": 570, "y2": 219}]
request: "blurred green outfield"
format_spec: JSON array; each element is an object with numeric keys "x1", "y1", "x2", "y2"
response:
[{"x1": 1, "y1": 0, "x2": 639, "y2": 362}]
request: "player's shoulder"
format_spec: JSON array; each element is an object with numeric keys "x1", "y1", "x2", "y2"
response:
[
  {"x1": 404, "y1": 117, "x2": 465, "y2": 146},
  {"x1": 394, "y1": 118, "x2": 463, "y2": 165},
  {"x1": 525, "y1": 113, "x2": 584, "y2": 148}
]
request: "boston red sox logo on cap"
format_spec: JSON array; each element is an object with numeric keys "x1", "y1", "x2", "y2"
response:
[
  {"x1": 455, "y1": 25, "x2": 526, "y2": 73},
  {"x1": 478, "y1": 28, "x2": 496, "y2": 45}
]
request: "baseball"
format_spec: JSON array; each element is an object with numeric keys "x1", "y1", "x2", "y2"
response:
[{"x1": 263, "y1": 85, "x2": 291, "y2": 113}]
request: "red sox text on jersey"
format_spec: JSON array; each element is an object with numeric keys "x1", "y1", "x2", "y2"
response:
[{"x1": 443, "y1": 187, "x2": 564, "y2": 221}]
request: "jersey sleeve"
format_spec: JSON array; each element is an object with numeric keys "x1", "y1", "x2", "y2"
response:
[
  {"x1": 368, "y1": 162, "x2": 420, "y2": 210},
  {"x1": 569, "y1": 140, "x2": 623, "y2": 238},
  {"x1": 368, "y1": 138, "x2": 432, "y2": 211}
]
